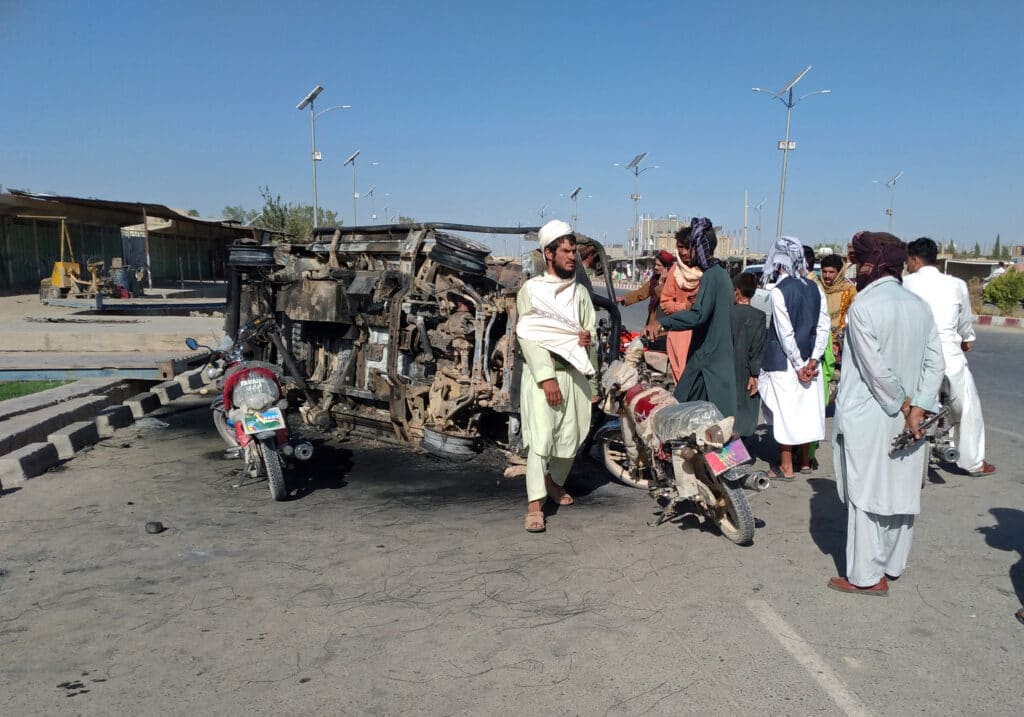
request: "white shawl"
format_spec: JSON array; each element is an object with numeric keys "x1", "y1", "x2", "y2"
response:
[{"x1": 516, "y1": 274, "x2": 595, "y2": 376}]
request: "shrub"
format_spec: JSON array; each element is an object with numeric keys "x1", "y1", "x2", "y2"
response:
[{"x1": 982, "y1": 270, "x2": 1024, "y2": 315}]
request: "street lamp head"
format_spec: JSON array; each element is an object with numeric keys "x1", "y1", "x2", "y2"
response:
[
  {"x1": 777, "y1": 65, "x2": 812, "y2": 96},
  {"x1": 570, "y1": 186, "x2": 582, "y2": 201},
  {"x1": 626, "y1": 152, "x2": 648, "y2": 169},
  {"x1": 297, "y1": 84, "x2": 324, "y2": 110},
  {"x1": 344, "y1": 149, "x2": 361, "y2": 166},
  {"x1": 366, "y1": 185, "x2": 376, "y2": 196}
]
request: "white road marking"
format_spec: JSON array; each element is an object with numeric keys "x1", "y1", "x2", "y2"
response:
[
  {"x1": 747, "y1": 599, "x2": 873, "y2": 717},
  {"x1": 987, "y1": 425, "x2": 1024, "y2": 441}
]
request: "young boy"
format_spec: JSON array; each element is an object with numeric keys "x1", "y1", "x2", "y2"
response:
[{"x1": 731, "y1": 272, "x2": 766, "y2": 437}]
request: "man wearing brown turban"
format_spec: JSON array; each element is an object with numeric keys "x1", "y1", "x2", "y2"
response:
[{"x1": 829, "y1": 231, "x2": 945, "y2": 596}]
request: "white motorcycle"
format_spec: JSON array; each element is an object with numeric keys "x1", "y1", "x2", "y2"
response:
[{"x1": 595, "y1": 339, "x2": 767, "y2": 545}]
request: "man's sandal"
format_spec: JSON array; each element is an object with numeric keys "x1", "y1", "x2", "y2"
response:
[
  {"x1": 548, "y1": 490, "x2": 574, "y2": 506},
  {"x1": 525, "y1": 512, "x2": 546, "y2": 533}
]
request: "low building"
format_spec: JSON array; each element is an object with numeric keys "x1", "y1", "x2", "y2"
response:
[{"x1": 0, "y1": 191, "x2": 269, "y2": 290}]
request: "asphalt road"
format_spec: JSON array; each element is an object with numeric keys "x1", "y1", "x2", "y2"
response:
[{"x1": 0, "y1": 324, "x2": 1020, "y2": 715}]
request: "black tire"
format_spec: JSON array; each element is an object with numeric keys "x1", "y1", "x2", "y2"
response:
[
  {"x1": 434, "y1": 233, "x2": 491, "y2": 257},
  {"x1": 598, "y1": 427, "x2": 650, "y2": 489},
  {"x1": 706, "y1": 470, "x2": 755, "y2": 545},
  {"x1": 259, "y1": 439, "x2": 288, "y2": 501},
  {"x1": 429, "y1": 245, "x2": 487, "y2": 274}
]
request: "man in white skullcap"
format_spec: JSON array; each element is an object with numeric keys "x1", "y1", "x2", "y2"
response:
[{"x1": 515, "y1": 219, "x2": 595, "y2": 533}]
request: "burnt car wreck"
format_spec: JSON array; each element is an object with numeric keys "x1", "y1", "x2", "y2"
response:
[{"x1": 224, "y1": 223, "x2": 620, "y2": 461}]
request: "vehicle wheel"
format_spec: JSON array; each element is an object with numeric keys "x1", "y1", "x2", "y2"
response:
[
  {"x1": 429, "y1": 245, "x2": 487, "y2": 274},
  {"x1": 259, "y1": 439, "x2": 288, "y2": 501},
  {"x1": 705, "y1": 470, "x2": 755, "y2": 545},
  {"x1": 211, "y1": 398, "x2": 239, "y2": 449},
  {"x1": 434, "y1": 233, "x2": 491, "y2": 257},
  {"x1": 599, "y1": 427, "x2": 650, "y2": 489}
]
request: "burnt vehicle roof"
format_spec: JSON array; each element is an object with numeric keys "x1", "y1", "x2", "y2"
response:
[{"x1": 309, "y1": 223, "x2": 541, "y2": 238}]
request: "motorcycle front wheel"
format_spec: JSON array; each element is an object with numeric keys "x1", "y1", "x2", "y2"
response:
[
  {"x1": 702, "y1": 466, "x2": 755, "y2": 546},
  {"x1": 259, "y1": 438, "x2": 288, "y2": 501}
]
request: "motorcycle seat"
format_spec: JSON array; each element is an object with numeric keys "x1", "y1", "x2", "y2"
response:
[
  {"x1": 652, "y1": 400, "x2": 724, "y2": 442},
  {"x1": 643, "y1": 350, "x2": 671, "y2": 376}
]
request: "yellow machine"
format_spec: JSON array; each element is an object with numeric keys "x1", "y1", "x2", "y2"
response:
[{"x1": 49, "y1": 218, "x2": 81, "y2": 290}]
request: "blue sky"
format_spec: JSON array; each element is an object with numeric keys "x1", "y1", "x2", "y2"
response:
[{"x1": 2, "y1": 0, "x2": 1022, "y2": 254}]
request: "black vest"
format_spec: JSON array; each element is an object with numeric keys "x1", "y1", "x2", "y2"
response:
[{"x1": 762, "y1": 276, "x2": 821, "y2": 372}]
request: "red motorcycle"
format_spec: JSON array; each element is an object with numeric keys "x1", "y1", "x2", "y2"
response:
[{"x1": 187, "y1": 317, "x2": 314, "y2": 501}]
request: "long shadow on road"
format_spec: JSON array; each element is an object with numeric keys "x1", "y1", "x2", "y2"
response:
[
  {"x1": 808, "y1": 477, "x2": 847, "y2": 575},
  {"x1": 977, "y1": 507, "x2": 1024, "y2": 609}
]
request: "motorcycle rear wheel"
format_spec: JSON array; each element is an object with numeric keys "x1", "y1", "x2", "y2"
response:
[
  {"x1": 703, "y1": 469, "x2": 755, "y2": 546},
  {"x1": 599, "y1": 427, "x2": 650, "y2": 489},
  {"x1": 259, "y1": 439, "x2": 288, "y2": 501}
]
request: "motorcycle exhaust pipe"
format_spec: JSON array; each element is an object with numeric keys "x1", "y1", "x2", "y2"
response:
[
  {"x1": 293, "y1": 441, "x2": 315, "y2": 461},
  {"x1": 742, "y1": 470, "x2": 770, "y2": 491}
]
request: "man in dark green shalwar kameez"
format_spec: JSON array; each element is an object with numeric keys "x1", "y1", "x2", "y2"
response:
[{"x1": 643, "y1": 217, "x2": 737, "y2": 418}]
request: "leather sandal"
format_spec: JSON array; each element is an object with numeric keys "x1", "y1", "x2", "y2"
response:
[{"x1": 525, "y1": 512, "x2": 546, "y2": 533}]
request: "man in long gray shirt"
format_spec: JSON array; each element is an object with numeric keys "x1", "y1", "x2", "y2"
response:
[{"x1": 829, "y1": 232, "x2": 945, "y2": 597}]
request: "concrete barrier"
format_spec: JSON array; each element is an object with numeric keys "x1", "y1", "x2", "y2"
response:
[
  {"x1": 124, "y1": 392, "x2": 161, "y2": 419},
  {"x1": 0, "y1": 442, "x2": 60, "y2": 483},
  {"x1": 0, "y1": 395, "x2": 113, "y2": 455},
  {"x1": 95, "y1": 405, "x2": 135, "y2": 438},
  {"x1": 47, "y1": 421, "x2": 100, "y2": 460},
  {"x1": 151, "y1": 381, "x2": 185, "y2": 405}
]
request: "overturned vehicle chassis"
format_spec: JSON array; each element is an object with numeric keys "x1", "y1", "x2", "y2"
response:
[{"x1": 225, "y1": 223, "x2": 620, "y2": 460}]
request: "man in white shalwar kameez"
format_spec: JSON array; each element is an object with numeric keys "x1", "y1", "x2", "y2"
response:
[
  {"x1": 829, "y1": 231, "x2": 945, "y2": 596},
  {"x1": 903, "y1": 237, "x2": 996, "y2": 476},
  {"x1": 515, "y1": 220, "x2": 595, "y2": 533},
  {"x1": 758, "y1": 237, "x2": 831, "y2": 479}
]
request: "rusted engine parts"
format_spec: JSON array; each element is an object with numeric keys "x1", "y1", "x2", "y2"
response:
[{"x1": 260, "y1": 227, "x2": 522, "y2": 458}]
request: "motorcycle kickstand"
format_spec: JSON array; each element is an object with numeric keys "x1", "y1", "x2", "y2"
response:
[{"x1": 647, "y1": 499, "x2": 680, "y2": 528}]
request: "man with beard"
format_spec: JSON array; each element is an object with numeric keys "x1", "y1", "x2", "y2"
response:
[
  {"x1": 658, "y1": 227, "x2": 703, "y2": 381},
  {"x1": 515, "y1": 220, "x2": 595, "y2": 533},
  {"x1": 829, "y1": 231, "x2": 944, "y2": 596},
  {"x1": 642, "y1": 217, "x2": 736, "y2": 418},
  {"x1": 903, "y1": 237, "x2": 996, "y2": 476}
]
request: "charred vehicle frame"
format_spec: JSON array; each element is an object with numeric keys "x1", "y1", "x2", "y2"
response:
[{"x1": 224, "y1": 223, "x2": 621, "y2": 461}]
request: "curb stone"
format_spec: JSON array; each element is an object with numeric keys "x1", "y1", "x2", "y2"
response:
[
  {"x1": 0, "y1": 442, "x2": 60, "y2": 483},
  {"x1": 124, "y1": 392, "x2": 162, "y2": 419},
  {"x1": 152, "y1": 381, "x2": 185, "y2": 405},
  {"x1": 976, "y1": 315, "x2": 1022, "y2": 329},
  {"x1": 95, "y1": 405, "x2": 135, "y2": 438},
  {"x1": 48, "y1": 421, "x2": 100, "y2": 460}
]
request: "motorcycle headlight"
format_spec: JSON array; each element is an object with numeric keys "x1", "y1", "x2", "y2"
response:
[{"x1": 231, "y1": 375, "x2": 280, "y2": 411}]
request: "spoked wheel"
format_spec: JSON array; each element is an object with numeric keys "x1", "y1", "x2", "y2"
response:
[
  {"x1": 599, "y1": 427, "x2": 651, "y2": 490},
  {"x1": 698, "y1": 466, "x2": 755, "y2": 545},
  {"x1": 259, "y1": 438, "x2": 288, "y2": 501}
]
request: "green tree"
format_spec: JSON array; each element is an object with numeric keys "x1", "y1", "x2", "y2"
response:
[
  {"x1": 250, "y1": 187, "x2": 340, "y2": 239},
  {"x1": 397, "y1": 215, "x2": 417, "y2": 225},
  {"x1": 186, "y1": 208, "x2": 200, "y2": 218},
  {"x1": 973, "y1": 242, "x2": 981, "y2": 257},
  {"x1": 1003, "y1": 245, "x2": 1012, "y2": 260},
  {"x1": 993, "y1": 234, "x2": 1001, "y2": 258},
  {"x1": 221, "y1": 205, "x2": 257, "y2": 224}
]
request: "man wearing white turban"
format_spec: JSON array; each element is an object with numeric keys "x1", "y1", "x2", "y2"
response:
[
  {"x1": 758, "y1": 236, "x2": 831, "y2": 479},
  {"x1": 515, "y1": 220, "x2": 595, "y2": 533}
]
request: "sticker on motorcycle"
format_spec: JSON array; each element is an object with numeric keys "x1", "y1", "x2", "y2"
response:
[
  {"x1": 704, "y1": 438, "x2": 751, "y2": 476},
  {"x1": 242, "y1": 407, "x2": 286, "y2": 434}
]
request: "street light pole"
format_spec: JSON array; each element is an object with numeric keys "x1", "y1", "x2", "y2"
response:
[
  {"x1": 569, "y1": 186, "x2": 582, "y2": 230},
  {"x1": 296, "y1": 85, "x2": 352, "y2": 230},
  {"x1": 874, "y1": 171, "x2": 904, "y2": 231},
  {"x1": 753, "y1": 66, "x2": 830, "y2": 239},
  {"x1": 615, "y1": 152, "x2": 657, "y2": 278},
  {"x1": 753, "y1": 197, "x2": 767, "y2": 253},
  {"x1": 366, "y1": 185, "x2": 377, "y2": 224}
]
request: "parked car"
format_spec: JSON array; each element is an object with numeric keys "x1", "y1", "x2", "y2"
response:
[{"x1": 223, "y1": 223, "x2": 622, "y2": 462}]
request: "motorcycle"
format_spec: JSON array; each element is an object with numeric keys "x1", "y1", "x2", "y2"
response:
[
  {"x1": 594, "y1": 338, "x2": 767, "y2": 545},
  {"x1": 186, "y1": 316, "x2": 315, "y2": 501}
]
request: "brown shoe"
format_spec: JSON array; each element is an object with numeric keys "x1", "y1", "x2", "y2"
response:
[
  {"x1": 970, "y1": 462, "x2": 997, "y2": 476},
  {"x1": 827, "y1": 576, "x2": 889, "y2": 596}
]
